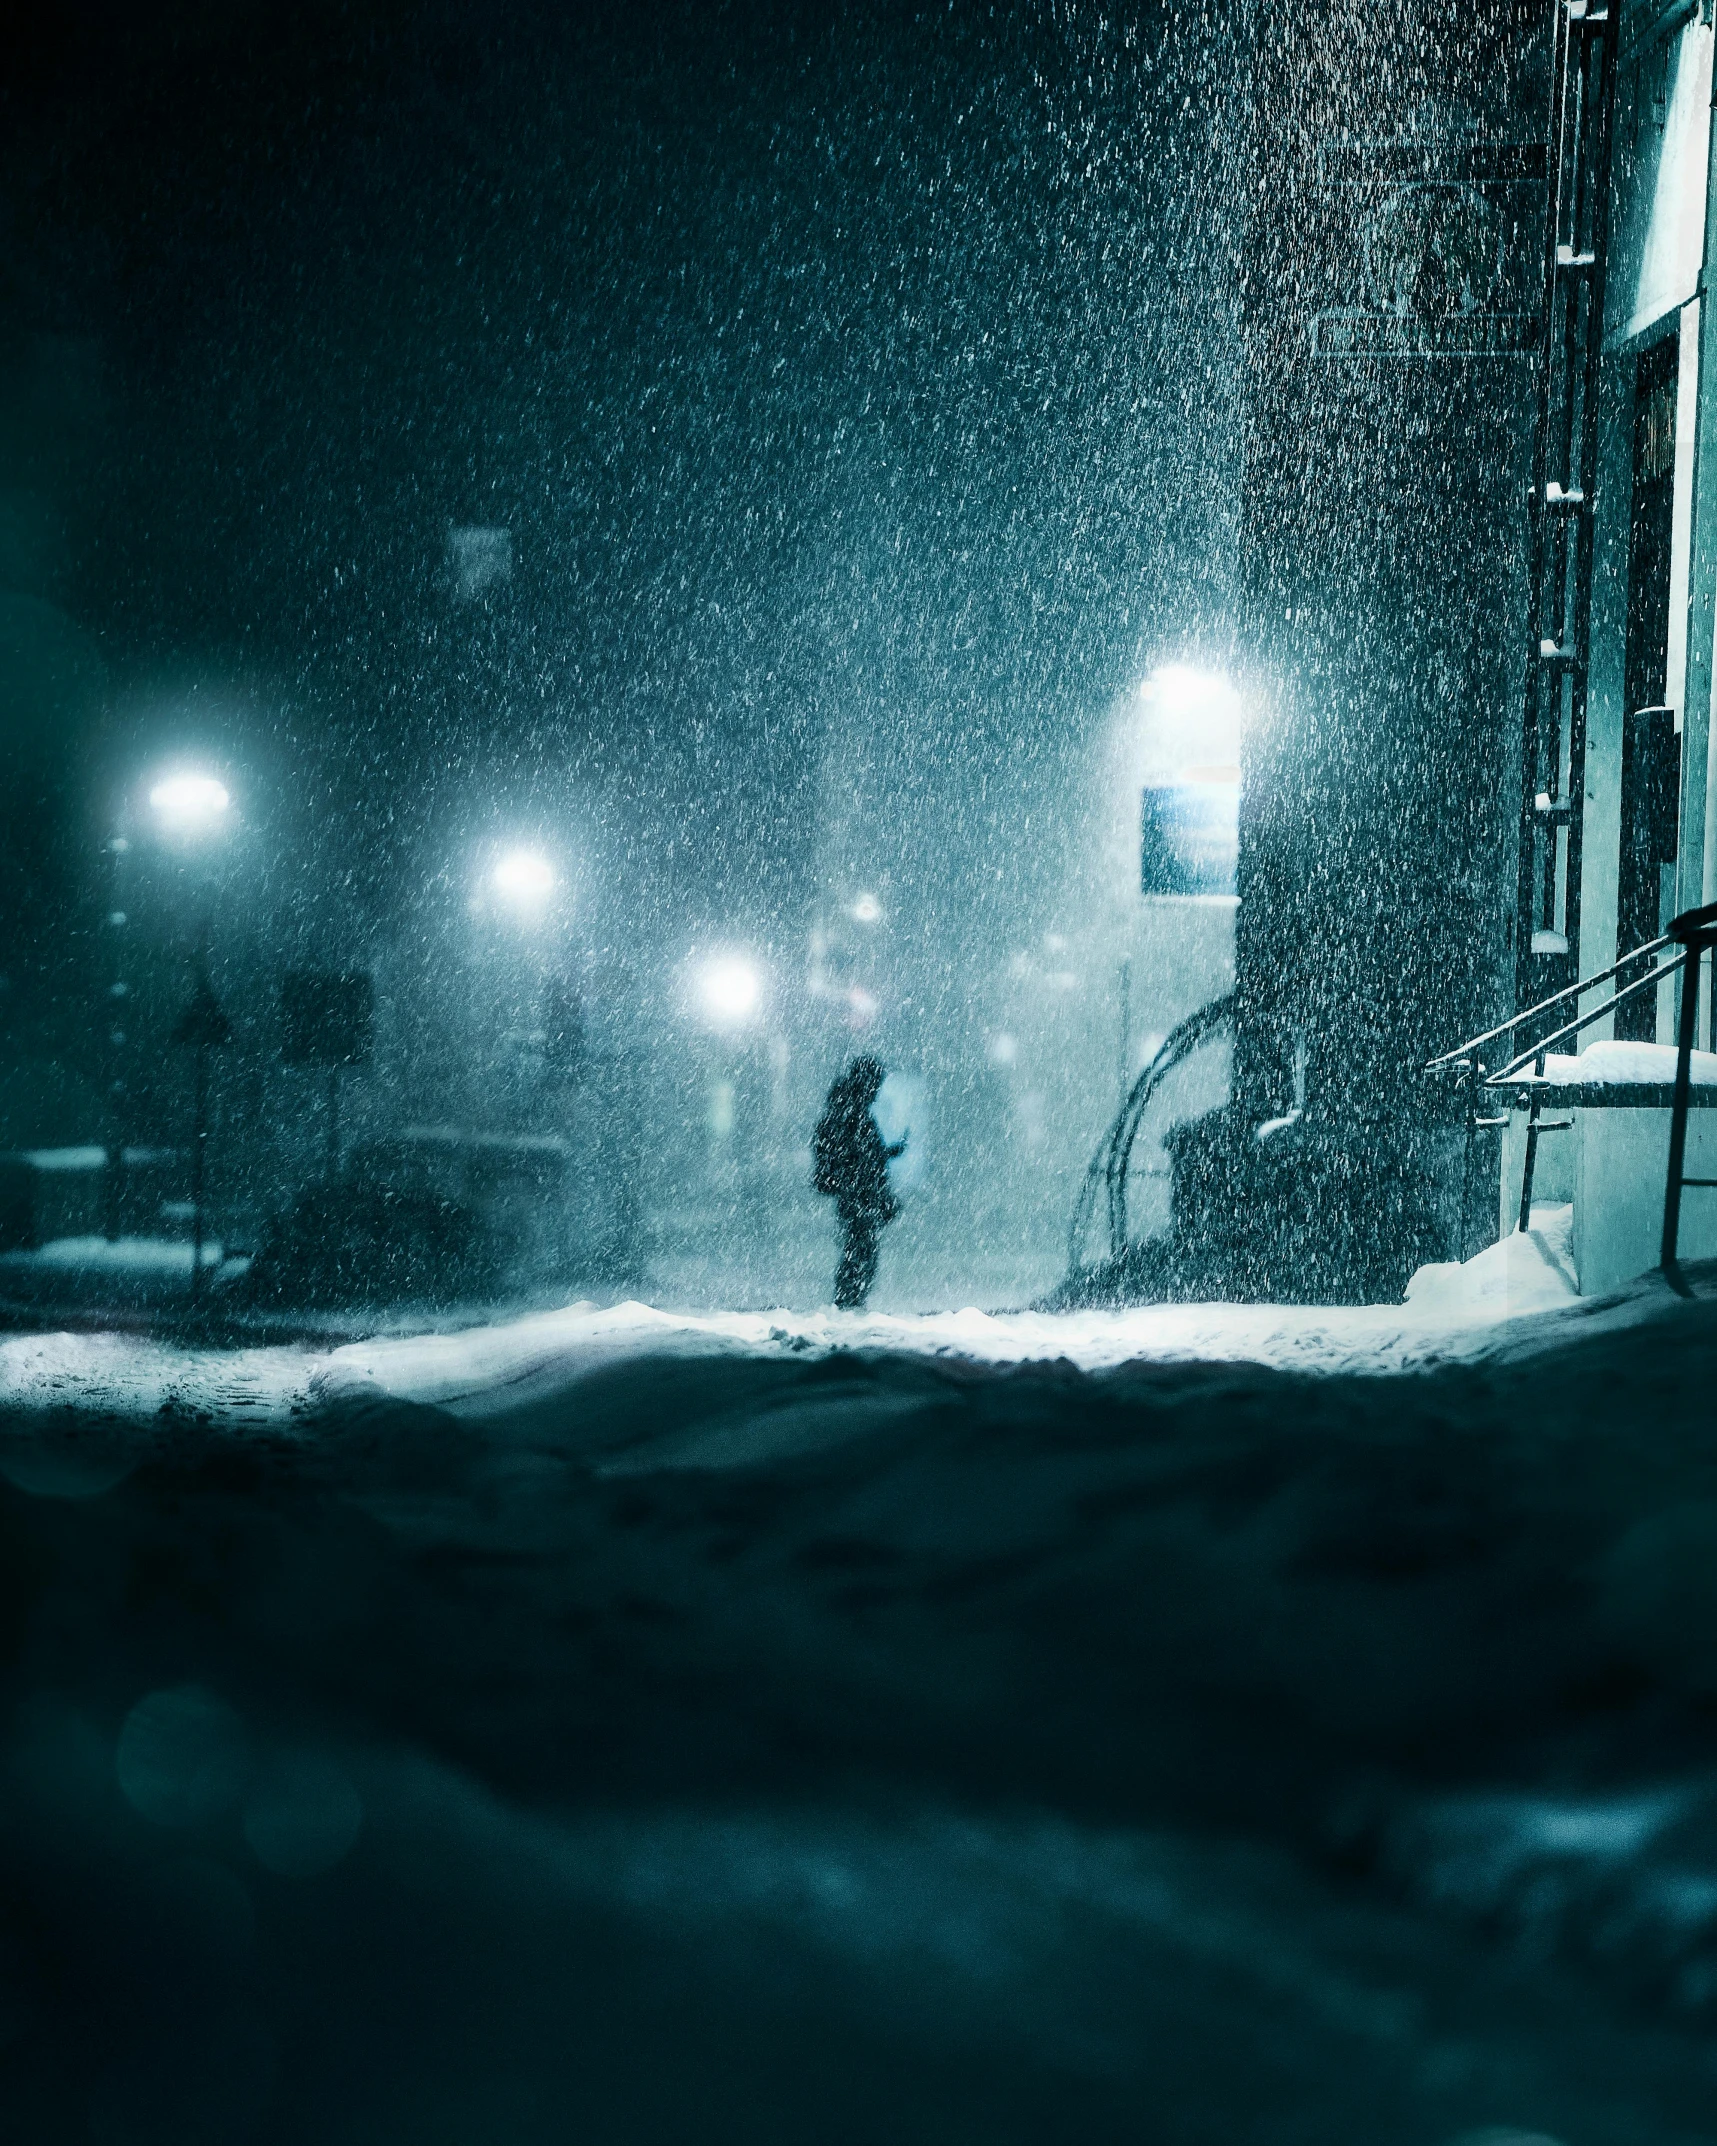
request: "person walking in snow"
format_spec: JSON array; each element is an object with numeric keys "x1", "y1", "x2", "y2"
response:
[{"x1": 813, "y1": 1054, "x2": 905, "y2": 1309}]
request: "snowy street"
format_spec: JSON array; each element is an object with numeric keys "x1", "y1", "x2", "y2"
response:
[
  {"x1": 11, "y1": 0, "x2": 1717, "y2": 2132},
  {"x1": 4, "y1": 1278, "x2": 1717, "y2": 2140}
]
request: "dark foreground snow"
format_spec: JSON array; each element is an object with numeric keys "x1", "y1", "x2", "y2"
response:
[{"x1": 3, "y1": 1284, "x2": 1717, "y2": 2143}]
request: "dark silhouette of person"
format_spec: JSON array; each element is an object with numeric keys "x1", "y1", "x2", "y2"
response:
[{"x1": 813, "y1": 1055, "x2": 905, "y2": 1309}]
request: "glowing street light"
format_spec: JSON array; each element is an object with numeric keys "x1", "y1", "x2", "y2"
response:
[
  {"x1": 1138, "y1": 665, "x2": 1242, "y2": 777},
  {"x1": 696, "y1": 952, "x2": 763, "y2": 1030},
  {"x1": 490, "y1": 848, "x2": 557, "y2": 916},
  {"x1": 148, "y1": 771, "x2": 232, "y2": 839},
  {"x1": 126, "y1": 766, "x2": 235, "y2": 1290},
  {"x1": 850, "y1": 891, "x2": 882, "y2": 925},
  {"x1": 1135, "y1": 666, "x2": 1242, "y2": 899}
]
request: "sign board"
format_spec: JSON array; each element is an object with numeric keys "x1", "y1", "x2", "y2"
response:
[
  {"x1": 1141, "y1": 778, "x2": 1239, "y2": 898},
  {"x1": 280, "y1": 969, "x2": 374, "y2": 1068},
  {"x1": 1311, "y1": 140, "x2": 1543, "y2": 361}
]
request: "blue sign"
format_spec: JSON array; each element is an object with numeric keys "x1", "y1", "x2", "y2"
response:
[{"x1": 1141, "y1": 777, "x2": 1238, "y2": 898}]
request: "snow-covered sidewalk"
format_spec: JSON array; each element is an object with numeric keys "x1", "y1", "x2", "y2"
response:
[{"x1": 0, "y1": 1209, "x2": 1673, "y2": 1448}]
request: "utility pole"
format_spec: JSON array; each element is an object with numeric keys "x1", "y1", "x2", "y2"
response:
[
  {"x1": 172, "y1": 967, "x2": 233, "y2": 1298},
  {"x1": 102, "y1": 829, "x2": 131, "y2": 1241}
]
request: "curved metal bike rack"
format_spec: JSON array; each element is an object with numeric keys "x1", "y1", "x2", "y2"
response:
[{"x1": 1065, "y1": 992, "x2": 1237, "y2": 1281}]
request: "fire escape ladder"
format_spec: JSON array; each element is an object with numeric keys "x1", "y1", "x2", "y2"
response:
[{"x1": 1514, "y1": 0, "x2": 1621, "y2": 1014}]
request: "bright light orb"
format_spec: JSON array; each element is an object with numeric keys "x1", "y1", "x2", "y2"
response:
[
  {"x1": 1138, "y1": 665, "x2": 1242, "y2": 783},
  {"x1": 491, "y1": 849, "x2": 556, "y2": 910},
  {"x1": 850, "y1": 892, "x2": 882, "y2": 925},
  {"x1": 698, "y1": 954, "x2": 763, "y2": 1029},
  {"x1": 148, "y1": 772, "x2": 231, "y2": 836},
  {"x1": 1137, "y1": 667, "x2": 1242, "y2": 900}
]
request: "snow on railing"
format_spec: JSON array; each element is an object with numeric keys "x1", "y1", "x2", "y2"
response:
[{"x1": 1426, "y1": 905, "x2": 1717, "y2": 1286}]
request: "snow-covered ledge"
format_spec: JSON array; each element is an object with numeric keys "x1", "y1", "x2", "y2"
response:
[{"x1": 1496, "y1": 1040, "x2": 1717, "y2": 1295}]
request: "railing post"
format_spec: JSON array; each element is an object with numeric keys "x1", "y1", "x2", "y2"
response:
[
  {"x1": 1459, "y1": 1057, "x2": 1480, "y2": 1261},
  {"x1": 1518, "y1": 1050, "x2": 1547, "y2": 1236},
  {"x1": 1661, "y1": 903, "x2": 1717, "y2": 1286},
  {"x1": 1430, "y1": 927, "x2": 1700, "y2": 1270}
]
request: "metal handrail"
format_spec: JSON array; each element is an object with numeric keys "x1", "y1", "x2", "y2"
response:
[
  {"x1": 1066, "y1": 991, "x2": 1237, "y2": 1277},
  {"x1": 1485, "y1": 947, "x2": 1688, "y2": 1084},
  {"x1": 1425, "y1": 928, "x2": 1675, "y2": 1074},
  {"x1": 1429, "y1": 926, "x2": 1685, "y2": 1259},
  {"x1": 1661, "y1": 901, "x2": 1717, "y2": 1289}
]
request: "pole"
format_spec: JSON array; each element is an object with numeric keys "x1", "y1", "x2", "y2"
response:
[
  {"x1": 102, "y1": 830, "x2": 130, "y2": 1241},
  {"x1": 1682, "y1": 84, "x2": 1717, "y2": 959},
  {"x1": 1117, "y1": 957, "x2": 1132, "y2": 1106},
  {"x1": 190, "y1": 1042, "x2": 207, "y2": 1298},
  {"x1": 1459, "y1": 1058, "x2": 1479, "y2": 1261},
  {"x1": 170, "y1": 874, "x2": 232, "y2": 1303},
  {"x1": 1517, "y1": 1051, "x2": 1547, "y2": 1235},
  {"x1": 1660, "y1": 902, "x2": 1717, "y2": 1282},
  {"x1": 1662, "y1": 943, "x2": 1703, "y2": 1278}
]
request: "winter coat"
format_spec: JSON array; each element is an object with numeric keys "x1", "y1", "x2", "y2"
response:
[{"x1": 813, "y1": 1077, "x2": 900, "y2": 1225}]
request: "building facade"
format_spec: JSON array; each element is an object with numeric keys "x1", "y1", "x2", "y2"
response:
[
  {"x1": 1216, "y1": 0, "x2": 1548, "y2": 1296},
  {"x1": 1580, "y1": 0, "x2": 1715, "y2": 1037}
]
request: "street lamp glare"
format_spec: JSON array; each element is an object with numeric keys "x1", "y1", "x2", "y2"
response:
[
  {"x1": 492, "y1": 849, "x2": 556, "y2": 908},
  {"x1": 698, "y1": 954, "x2": 762, "y2": 1028},
  {"x1": 1139, "y1": 665, "x2": 1242, "y2": 775},
  {"x1": 149, "y1": 772, "x2": 231, "y2": 836}
]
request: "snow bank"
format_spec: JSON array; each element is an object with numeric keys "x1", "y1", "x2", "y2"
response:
[
  {"x1": 1403, "y1": 1205, "x2": 1579, "y2": 1320},
  {"x1": 3, "y1": 1245, "x2": 1717, "y2": 2135},
  {"x1": 321, "y1": 1290, "x2": 1601, "y2": 1425},
  {"x1": 0, "y1": 1328, "x2": 316, "y2": 1430},
  {"x1": 0, "y1": 1244, "x2": 1652, "y2": 1448}
]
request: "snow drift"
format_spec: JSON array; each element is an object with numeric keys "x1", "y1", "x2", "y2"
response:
[{"x1": 2, "y1": 1278, "x2": 1716, "y2": 2142}]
